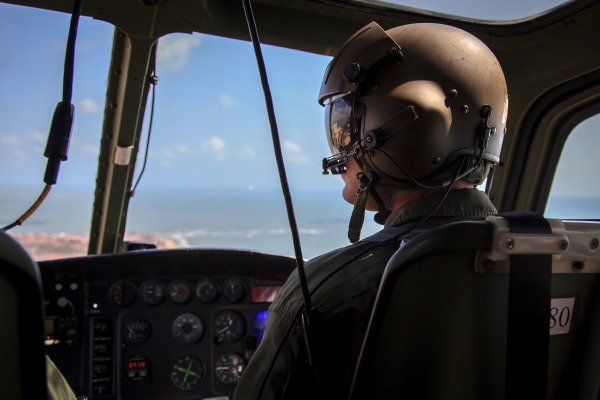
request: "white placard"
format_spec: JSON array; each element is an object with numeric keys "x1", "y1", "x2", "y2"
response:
[{"x1": 550, "y1": 297, "x2": 576, "y2": 335}]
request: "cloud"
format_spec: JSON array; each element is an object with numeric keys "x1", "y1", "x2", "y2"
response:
[
  {"x1": 78, "y1": 143, "x2": 100, "y2": 157},
  {"x1": 202, "y1": 136, "x2": 227, "y2": 160},
  {"x1": 14, "y1": 149, "x2": 29, "y2": 160},
  {"x1": 0, "y1": 133, "x2": 22, "y2": 146},
  {"x1": 0, "y1": 133, "x2": 36, "y2": 160},
  {"x1": 220, "y1": 94, "x2": 239, "y2": 108},
  {"x1": 283, "y1": 140, "x2": 309, "y2": 163},
  {"x1": 153, "y1": 144, "x2": 192, "y2": 167},
  {"x1": 30, "y1": 131, "x2": 46, "y2": 144},
  {"x1": 77, "y1": 98, "x2": 102, "y2": 114},
  {"x1": 240, "y1": 144, "x2": 256, "y2": 158},
  {"x1": 157, "y1": 34, "x2": 202, "y2": 73}
]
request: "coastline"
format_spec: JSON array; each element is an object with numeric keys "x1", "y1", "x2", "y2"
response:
[{"x1": 8, "y1": 232, "x2": 179, "y2": 261}]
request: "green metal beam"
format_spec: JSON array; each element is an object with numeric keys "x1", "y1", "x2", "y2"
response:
[{"x1": 88, "y1": 30, "x2": 154, "y2": 254}]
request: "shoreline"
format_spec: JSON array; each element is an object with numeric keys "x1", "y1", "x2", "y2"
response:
[{"x1": 7, "y1": 232, "x2": 179, "y2": 261}]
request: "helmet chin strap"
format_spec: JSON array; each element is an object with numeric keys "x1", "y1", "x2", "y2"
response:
[{"x1": 347, "y1": 163, "x2": 390, "y2": 243}]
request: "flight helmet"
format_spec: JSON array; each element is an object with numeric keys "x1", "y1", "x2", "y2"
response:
[{"x1": 320, "y1": 22, "x2": 508, "y2": 190}]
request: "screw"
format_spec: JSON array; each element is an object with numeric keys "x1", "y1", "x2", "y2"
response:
[
  {"x1": 480, "y1": 260, "x2": 495, "y2": 273},
  {"x1": 591, "y1": 238, "x2": 599, "y2": 250},
  {"x1": 449, "y1": 89, "x2": 458, "y2": 98},
  {"x1": 461, "y1": 105, "x2": 470, "y2": 114},
  {"x1": 505, "y1": 238, "x2": 514, "y2": 250},
  {"x1": 559, "y1": 240, "x2": 569, "y2": 251},
  {"x1": 572, "y1": 261, "x2": 585, "y2": 272}
]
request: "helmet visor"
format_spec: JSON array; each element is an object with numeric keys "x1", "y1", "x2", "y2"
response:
[{"x1": 324, "y1": 93, "x2": 358, "y2": 155}]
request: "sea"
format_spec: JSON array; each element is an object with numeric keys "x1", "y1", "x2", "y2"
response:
[
  {"x1": 1, "y1": 186, "x2": 382, "y2": 260},
  {"x1": 2, "y1": 186, "x2": 598, "y2": 260}
]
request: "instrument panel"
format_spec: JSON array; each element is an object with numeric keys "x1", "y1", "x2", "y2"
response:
[{"x1": 39, "y1": 248, "x2": 296, "y2": 400}]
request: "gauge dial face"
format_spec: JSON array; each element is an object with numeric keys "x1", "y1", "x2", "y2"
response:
[
  {"x1": 139, "y1": 280, "x2": 166, "y2": 306},
  {"x1": 215, "y1": 352, "x2": 247, "y2": 385},
  {"x1": 168, "y1": 280, "x2": 192, "y2": 304},
  {"x1": 172, "y1": 313, "x2": 204, "y2": 344},
  {"x1": 123, "y1": 319, "x2": 152, "y2": 345},
  {"x1": 223, "y1": 279, "x2": 245, "y2": 303},
  {"x1": 171, "y1": 355, "x2": 206, "y2": 390},
  {"x1": 109, "y1": 280, "x2": 137, "y2": 307},
  {"x1": 196, "y1": 279, "x2": 220, "y2": 304},
  {"x1": 214, "y1": 310, "x2": 246, "y2": 343}
]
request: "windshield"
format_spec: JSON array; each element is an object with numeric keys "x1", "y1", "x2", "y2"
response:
[{"x1": 0, "y1": 4, "x2": 381, "y2": 260}]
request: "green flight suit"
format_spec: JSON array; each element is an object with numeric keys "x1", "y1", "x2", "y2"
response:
[{"x1": 233, "y1": 188, "x2": 497, "y2": 400}]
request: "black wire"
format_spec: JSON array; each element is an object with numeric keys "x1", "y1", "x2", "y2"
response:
[
  {"x1": 130, "y1": 43, "x2": 158, "y2": 196},
  {"x1": 63, "y1": 0, "x2": 83, "y2": 103},
  {"x1": 241, "y1": 0, "x2": 311, "y2": 310},
  {"x1": 371, "y1": 147, "x2": 483, "y2": 190},
  {"x1": 131, "y1": 74, "x2": 158, "y2": 196}
]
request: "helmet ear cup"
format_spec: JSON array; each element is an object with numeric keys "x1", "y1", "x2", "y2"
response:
[{"x1": 362, "y1": 80, "x2": 453, "y2": 183}]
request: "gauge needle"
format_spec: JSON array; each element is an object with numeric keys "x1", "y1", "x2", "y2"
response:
[
  {"x1": 179, "y1": 361, "x2": 198, "y2": 382},
  {"x1": 216, "y1": 326, "x2": 230, "y2": 335},
  {"x1": 176, "y1": 366, "x2": 199, "y2": 376},
  {"x1": 217, "y1": 318, "x2": 233, "y2": 335}
]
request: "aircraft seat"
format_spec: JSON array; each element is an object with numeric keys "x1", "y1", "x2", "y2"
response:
[
  {"x1": 349, "y1": 212, "x2": 600, "y2": 400},
  {"x1": 0, "y1": 230, "x2": 48, "y2": 399}
]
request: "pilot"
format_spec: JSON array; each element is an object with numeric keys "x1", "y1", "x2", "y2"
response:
[{"x1": 233, "y1": 21, "x2": 508, "y2": 399}]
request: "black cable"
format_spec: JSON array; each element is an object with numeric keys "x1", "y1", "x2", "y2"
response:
[
  {"x1": 372, "y1": 147, "x2": 483, "y2": 190},
  {"x1": 62, "y1": 0, "x2": 83, "y2": 103},
  {"x1": 240, "y1": 1, "x2": 311, "y2": 313},
  {"x1": 129, "y1": 43, "x2": 158, "y2": 197},
  {"x1": 242, "y1": 0, "x2": 326, "y2": 390},
  {"x1": 43, "y1": 0, "x2": 83, "y2": 185}
]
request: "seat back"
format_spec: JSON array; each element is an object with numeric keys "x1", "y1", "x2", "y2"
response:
[
  {"x1": 349, "y1": 214, "x2": 600, "y2": 400},
  {"x1": 0, "y1": 231, "x2": 48, "y2": 400}
]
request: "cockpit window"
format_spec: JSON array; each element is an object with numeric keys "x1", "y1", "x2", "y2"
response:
[
  {"x1": 545, "y1": 113, "x2": 600, "y2": 219},
  {"x1": 125, "y1": 32, "x2": 381, "y2": 259},
  {"x1": 0, "y1": 4, "x2": 112, "y2": 259},
  {"x1": 0, "y1": 5, "x2": 383, "y2": 261}
]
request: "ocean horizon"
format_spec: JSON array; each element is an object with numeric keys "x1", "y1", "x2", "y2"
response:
[
  {"x1": 2, "y1": 186, "x2": 598, "y2": 260},
  {"x1": 1, "y1": 186, "x2": 382, "y2": 259}
]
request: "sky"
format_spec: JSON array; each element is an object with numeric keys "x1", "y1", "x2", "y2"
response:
[{"x1": 0, "y1": 4, "x2": 336, "y2": 194}]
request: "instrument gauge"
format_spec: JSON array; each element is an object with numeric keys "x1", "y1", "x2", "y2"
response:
[
  {"x1": 109, "y1": 280, "x2": 137, "y2": 307},
  {"x1": 139, "y1": 280, "x2": 166, "y2": 306},
  {"x1": 172, "y1": 313, "x2": 204, "y2": 344},
  {"x1": 223, "y1": 278, "x2": 245, "y2": 303},
  {"x1": 171, "y1": 355, "x2": 206, "y2": 391},
  {"x1": 196, "y1": 279, "x2": 220, "y2": 304},
  {"x1": 126, "y1": 355, "x2": 152, "y2": 383},
  {"x1": 123, "y1": 319, "x2": 152, "y2": 345},
  {"x1": 168, "y1": 280, "x2": 192, "y2": 304},
  {"x1": 214, "y1": 310, "x2": 246, "y2": 343},
  {"x1": 215, "y1": 352, "x2": 247, "y2": 385}
]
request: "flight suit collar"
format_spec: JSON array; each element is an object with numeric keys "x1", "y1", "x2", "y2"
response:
[{"x1": 384, "y1": 188, "x2": 497, "y2": 228}]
